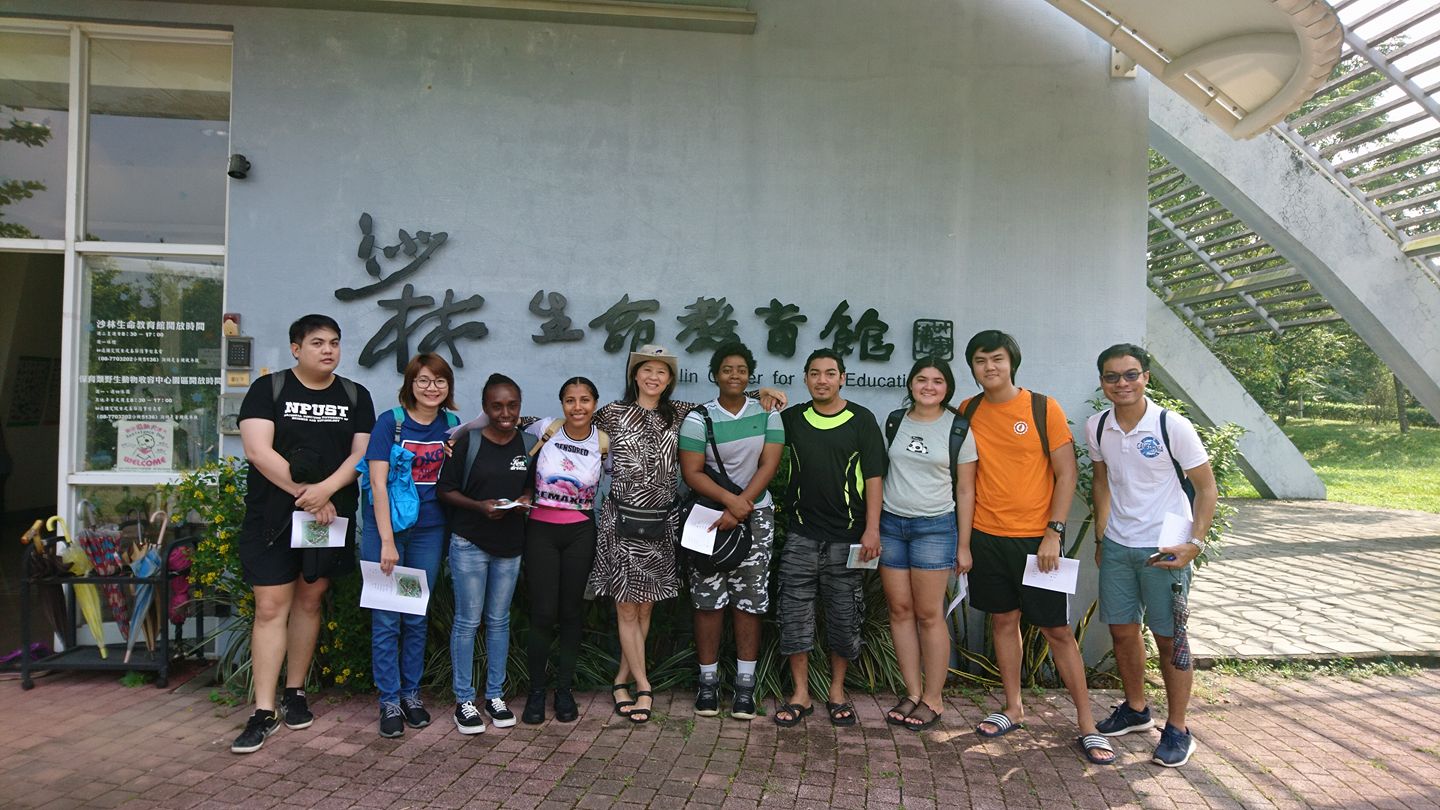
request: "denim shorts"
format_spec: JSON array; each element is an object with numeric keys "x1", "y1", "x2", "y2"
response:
[
  {"x1": 1098, "y1": 537, "x2": 1191, "y2": 638},
  {"x1": 879, "y1": 511, "x2": 957, "y2": 571}
]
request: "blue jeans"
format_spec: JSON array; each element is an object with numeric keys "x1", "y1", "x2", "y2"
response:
[
  {"x1": 359, "y1": 521, "x2": 446, "y2": 706},
  {"x1": 449, "y1": 535, "x2": 522, "y2": 702}
]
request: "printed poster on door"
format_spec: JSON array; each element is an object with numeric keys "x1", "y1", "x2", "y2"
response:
[{"x1": 116, "y1": 420, "x2": 174, "y2": 471}]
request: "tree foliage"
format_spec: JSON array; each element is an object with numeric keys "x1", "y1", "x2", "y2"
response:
[{"x1": 0, "y1": 106, "x2": 53, "y2": 239}]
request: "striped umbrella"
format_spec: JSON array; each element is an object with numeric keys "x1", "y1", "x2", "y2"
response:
[
  {"x1": 77, "y1": 502, "x2": 130, "y2": 640},
  {"x1": 1171, "y1": 581, "x2": 1191, "y2": 671}
]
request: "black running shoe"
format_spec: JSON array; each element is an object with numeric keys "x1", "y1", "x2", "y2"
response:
[
  {"x1": 695, "y1": 675, "x2": 720, "y2": 717},
  {"x1": 281, "y1": 690, "x2": 314, "y2": 730},
  {"x1": 554, "y1": 688, "x2": 579, "y2": 723},
  {"x1": 521, "y1": 690, "x2": 546, "y2": 725},
  {"x1": 231, "y1": 710, "x2": 280, "y2": 754},
  {"x1": 731, "y1": 674, "x2": 758, "y2": 721},
  {"x1": 379, "y1": 703, "x2": 405, "y2": 738},
  {"x1": 400, "y1": 695, "x2": 431, "y2": 728}
]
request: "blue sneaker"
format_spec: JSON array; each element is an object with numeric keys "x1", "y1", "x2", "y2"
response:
[
  {"x1": 1152, "y1": 723, "x2": 1197, "y2": 768},
  {"x1": 1097, "y1": 701, "x2": 1154, "y2": 736}
]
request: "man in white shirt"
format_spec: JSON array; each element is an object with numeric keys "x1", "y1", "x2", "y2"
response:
[{"x1": 1086, "y1": 344, "x2": 1217, "y2": 769}]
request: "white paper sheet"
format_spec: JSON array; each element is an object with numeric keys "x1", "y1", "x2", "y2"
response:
[
  {"x1": 1158, "y1": 511, "x2": 1194, "y2": 549},
  {"x1": 846, "y1": 544, "x2": 879, "y2": 570},
  {"x1": 359, "y1": 561, "x2": 431, "y2": 616},
  {"x1": 1021, "y1": 554, "x2": 1080, "y2": 595},
  {"x1": 291, "y1": 512, "x2": 348, "y2": 548},
  {"x1": 945, "y1": 574, "x2": 969, "y2": 618},
  {"x1": 492, "y1": 499, "x2": 532, "y2": 511},
  {"x1": 681, "y1": 504, "x2": 723, "y2": 555}
]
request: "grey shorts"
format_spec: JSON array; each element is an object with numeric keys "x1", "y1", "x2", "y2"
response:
[
  {"x1": 690, "y1": 506, "x2": 774, "y2": 614},
  {"x1": 777, "y1": 530, "x2": 863, "y2": 660}
]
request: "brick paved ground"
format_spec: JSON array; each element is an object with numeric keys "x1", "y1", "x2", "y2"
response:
[
  {"x1": 1189, "y1": 501, "x2": 1440, "y2": 660},
  {"x1": 3, "y1": 664, "x2": 1438, "y2": 809}
]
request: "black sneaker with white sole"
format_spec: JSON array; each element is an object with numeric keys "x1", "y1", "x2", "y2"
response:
[
  {"x1": 454, "y1": 701, "x2": 486, "y2": 735},
  {"x1": 281, "y1": 690, "x2": 314, "y2": 730},
  {"x1": 486, "y1": 697, "x2": 517, "y2": 728},
  {"x1": 731, "y1": 674, "x2": 758, "y2": 721},
  {"x1": 231, "y1": 709, "x2": 280, "y2": 754},
  {"x1": 379, "y1": 703, "x2": 405, "y2": 738},
  {"x1": 695, "y1": 674, "x2": 720, "y2": 717},
  {"x1": 400, "y1": 695, "x2": 431, "y2": 728}
]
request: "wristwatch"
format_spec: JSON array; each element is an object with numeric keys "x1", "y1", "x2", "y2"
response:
[
  {"x1": 1186, "y1": 537, "x2": 1204, "y2": 548},
  {"x1": 1046, "y1": 521, "x2": 1066, "y2": 537}
]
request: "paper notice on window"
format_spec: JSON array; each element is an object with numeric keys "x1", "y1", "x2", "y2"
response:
[
  {"x1": 359, "y1": 561, "x2": 431, "y2": 616},
  {"x1": 1022, "y1": 554, "x2": 1080, "y2": 595},
  {"x1": 681, "y1": 504, "x2": 723, "y2": 555},
  {"x1": 945, "y1": 574, "x2": 969, "y2": 618},
  {"x1": 1157, "y1": 512, "x2": 1194, "y2": 549},
  {"x1": 291, "y1": 512, "x2": 347, "y2": 548},
  {"x1": 846, "y1": 544, "x2": 879, "y2": 570}
]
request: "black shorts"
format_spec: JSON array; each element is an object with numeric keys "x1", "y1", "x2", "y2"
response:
[
  {"x1": 240, "y1": 516, "x2": 356, "y2": 586},
  {"x1": 968, "y1": 528, "x2": 1069, "y2": 628}
]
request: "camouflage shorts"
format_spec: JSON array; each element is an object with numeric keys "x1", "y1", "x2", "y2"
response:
[{"x1": 689, "y1": 505, "x2": 774, "y2": 614}]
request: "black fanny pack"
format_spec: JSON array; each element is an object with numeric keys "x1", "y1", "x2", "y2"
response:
[{"x1": 615, "y1": 502, "x2": 671, "y2": 541}]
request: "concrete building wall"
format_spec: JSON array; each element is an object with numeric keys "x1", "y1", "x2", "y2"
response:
[{"x1": 8, "y1": 0, "x2": 1148, "y2": 427}]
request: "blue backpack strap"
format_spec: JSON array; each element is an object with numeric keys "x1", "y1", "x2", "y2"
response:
[
  {"x1": 1159, "y1": 409, "x2": 1197, "y2": 506},
  {"x1": 883, "y1": 408, "x2": 905, "y2": 448},
  {"x1": 445, "y1": 410, "x2": 460, "y2": 429},
  {"x1": 391, "y1": 406, "x2": 405, "y2": 444}
]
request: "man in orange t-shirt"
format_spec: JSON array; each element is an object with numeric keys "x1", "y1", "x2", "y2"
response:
[{"x1": 959, "y1": 329, "x2": 1113, "y2": 766}]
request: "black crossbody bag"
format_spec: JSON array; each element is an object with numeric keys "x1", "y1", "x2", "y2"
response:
[{"x1": 681, "y1": 407, "x2": 753, "y2": 575}]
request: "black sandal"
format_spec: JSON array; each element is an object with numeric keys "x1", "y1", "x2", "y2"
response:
[
  {"x1": 611, "y1": 682, "x2": 636, "y2": 717},
  {"x1": 885, "y1": 696, "x2": 918, "y2": 726},
  {"x1": 904, "y1": 701, "x2": 942, "y2": 732},
  {"x1": 773, "y1": 702, "x2": 814, "y2": 727},
  {"x1": 628, "y1": 690, "x2": 653, "y2": 723},
  {"x1": 827, "y1": 700, "x2": 857, "y2": 727}
]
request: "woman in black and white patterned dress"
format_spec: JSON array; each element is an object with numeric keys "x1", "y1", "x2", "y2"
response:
[{"x1": 592, "y1": 345, "x2": 782, "y2": 723}]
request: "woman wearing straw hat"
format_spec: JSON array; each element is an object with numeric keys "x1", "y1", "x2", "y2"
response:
[{"x1": 590, "y1": 345, "x2": 784, "y2": 723}]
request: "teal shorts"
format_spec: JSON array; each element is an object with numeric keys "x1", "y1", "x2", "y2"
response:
[{"x1": 1098, "y1": 537, "x2": 1191, "y2": 638}]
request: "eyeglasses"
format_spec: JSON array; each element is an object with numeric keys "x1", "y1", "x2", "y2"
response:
[
  {"x1": 414, "y1": 378, "x2": 449, "y2": 389},
  {"x1": 1101, "y1": 370, "x2": 1144, "y2": 385}
]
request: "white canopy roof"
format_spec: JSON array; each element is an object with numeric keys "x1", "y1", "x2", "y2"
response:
[{"x1": 1049, "y1": 0, "x2": 1344, "y2": 138}]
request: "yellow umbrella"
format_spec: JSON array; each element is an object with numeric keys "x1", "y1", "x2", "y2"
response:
[{"x1": 49, "y1": 516, "x2": 107, "y2": 659}]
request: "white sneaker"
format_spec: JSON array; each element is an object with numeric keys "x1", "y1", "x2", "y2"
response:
[{"x1": 454, "y1": 701, "x2": 487, "y2": 735}]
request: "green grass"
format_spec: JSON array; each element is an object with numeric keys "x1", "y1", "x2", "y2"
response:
[
  {"x1": 1284, "y1": 419, "x2": 1440, "y2": 513},
  {"x1": 1208, "y1": 655, "x2": 1419, "y2": 681},
  {"x1": 1221, "y1": 418, "x2": 1440, "y2": 512}
]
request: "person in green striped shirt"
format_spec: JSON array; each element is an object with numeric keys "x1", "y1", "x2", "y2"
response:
[{"x1": 679, "y1": 342, "x2": 784, "y2": 721}]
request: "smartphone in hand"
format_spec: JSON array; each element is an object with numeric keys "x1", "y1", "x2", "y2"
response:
[{"x1": 1147, "y1": 552, "x2": 1177, "y2": 566}]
